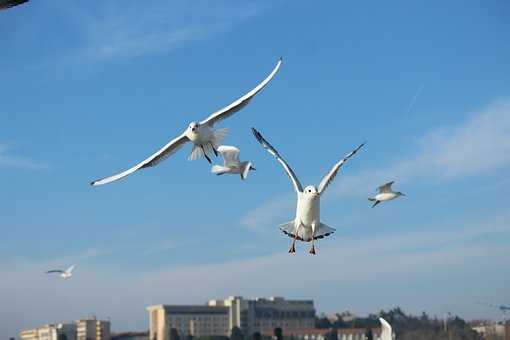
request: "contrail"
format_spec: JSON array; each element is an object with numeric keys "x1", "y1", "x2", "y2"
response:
[{"x1": 405, "y1": 83, "x2": 425, "y2": 115}]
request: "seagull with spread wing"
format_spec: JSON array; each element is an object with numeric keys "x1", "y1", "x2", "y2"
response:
[
  {"x1": 252, "y1": 128, "x2": 364, "y2": 254},
  {"x1": 379, "y1": 318, "x2": 393, "y2": 340},
  {"x1": 91, "y1": 58, "x2": 282, "y2": 186},
  {"x1": 211, "y1": 145, "x2": 255, "y2": 180},
  {"x1": 45, "y1": 265, "x2": 75, "y2": 279},
  {"x1": 368, "y1": 181, "x2": 406, "y2": 207}
]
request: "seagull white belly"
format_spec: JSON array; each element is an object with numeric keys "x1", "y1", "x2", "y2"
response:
[
  {"x1": 375, "y1": 192, "x2": 397, "y2": 201},
  {"x1": 296, "y1": 194, "x2": 320, "y2": 228}
]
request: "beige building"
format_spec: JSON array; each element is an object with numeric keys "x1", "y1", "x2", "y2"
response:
[
  {"x1": 76, "y1": 318, "x2": 111, "y2": 340},
  {"x1": 148, "y1": 296, "x2": 316, "y2": 340},
  {"x1": 20, "y1": 324, "x2": 77, "y2": 340}
]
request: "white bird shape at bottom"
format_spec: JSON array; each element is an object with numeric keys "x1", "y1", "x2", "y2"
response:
[
  {"x1": 368, "y1": 181, "x2": 406, "y2": 208},
  {"x1": 252, "y1": 128, "x2": 364, "y2": 255},
  {"x1": 90, "y1": 58, "x2": 282, "y2": 186},
  {"x1": 379, "y1": 317, "x2": 393, "y2": 340},
  {"x1": 45, "y1": 264, "x2": 75, "y2": 279},
  {"x1": 211, "y1": 145, "x2": 255, "y2": 180}
]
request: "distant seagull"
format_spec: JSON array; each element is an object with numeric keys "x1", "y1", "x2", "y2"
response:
[
  {"x1": 252, "y1": 128, "x2": 364, "y2": 254},
  {"x1": 211, "y1": 145, "x2": 255, "y2": 180},
  {"x1": 368, "y1": 181, "x2": 405, "y2": 208},
  {"x1": 0, "y1": 0, "x2": 28, "y2": 10},
  {"x1": 45, "y1": 265, "x2": 75, "y2": 279},
  {"x1": 90, "y1": 58, "x2": 282, "y2": 186},
  {"x1": 379, "y1": 318, "x2": 393, "y2": 340}
]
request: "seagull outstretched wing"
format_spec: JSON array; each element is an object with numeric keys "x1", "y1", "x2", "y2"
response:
[
  {"x1": 378, "y1": 181, "x2": 395, "y2": 193},
  {"x1": 201, "y1": 58, "x2": 282, "y2": 127},
  {"x1": 317, "y1": 142, "x2": 365, "y2": 195},
  {"x1": 0, "y1": 0, "x2": 29, "y2": 10},
  {"x1": 252, "y1": 128, "x2": 303, "y2": 193},
  {"x1": 217, "y1": 145, "x2": 240, "y2": 167},
  {"x1": 90, "y1": 133, "x2": 189, "y2": 186},
  {"x1": 65, "y1": 265, "x2": 75, "y2": 274},
  {"x1": 379, "y1": 318, "x2": 392, "y2": 340},
  {"x1": 46, "y1": 270, "x2": 64, "y2": 274}
]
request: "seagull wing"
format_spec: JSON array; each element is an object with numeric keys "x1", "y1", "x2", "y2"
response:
[
  {"x1": 0, "y1": 0, "x2": 29, "y2": 10},
  {"x1": 90, "y1": 133, "x2": 189, "y2": 186},
  {"x1": 379, "y1": 318, "x2": 392, "y2": 340},
  {"x1": 65, "y1": 265, "x2": 75, "y2": 274},
  {"x1": 252, "y1": 128, "x2": 303, "y2": 193},
  {"x1": 217, "y1": 145, "x2": 240, "y2": 167},
  {"x1": 378, "y1": 181, "x2": 395, "y2": 193},
  {"x1": 46, "y1": 270, "x2": 64, "y2": 274},
  {"x1": 200, "y1": 58, "x2": 282, "y2": 127},
  {"x1": 317, "y1": 142, "x2": 365, "y2": 195}
]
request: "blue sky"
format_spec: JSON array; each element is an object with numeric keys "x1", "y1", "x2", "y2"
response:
[{"x1": 1, "y1": 0, "x2": 510, "y2": 336}]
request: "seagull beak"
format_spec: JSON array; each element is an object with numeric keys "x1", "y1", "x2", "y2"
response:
[{"x1": 250, "y1": 166, "x2": 256, "y2": 171}]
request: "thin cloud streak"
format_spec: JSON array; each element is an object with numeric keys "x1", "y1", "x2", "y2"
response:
[
  {"x1": 2, "y1": 212, "x2": 509, "y2": 338},
  {"x1": 50, "y1": 1, "x2": 269, "y2": 63},
  {"x1": 0, "y1": 144, "x2": 48, "y2": 170}
]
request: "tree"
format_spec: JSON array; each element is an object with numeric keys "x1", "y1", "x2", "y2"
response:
[
  {"x1": 58, "y1": 334, "x2": 68, "y2": 340},
  {"x1": 231, "y1": 327, "x2": 244, "y2": 340},
  {"x1": 170, "y1": 328, "x2": 180, "y2": 340},
  {"x1": 252, "y1": 332, "x2": 262, "y2": 340},
  {"x1": 365, "y1": 328, "x2": 373, "y2": 340},
  {"x1": 273, "y1": 328, "x2": 283, "y2": 340}
]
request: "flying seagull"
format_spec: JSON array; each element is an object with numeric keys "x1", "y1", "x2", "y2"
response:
[
  {"x1": 252, "y1": 128, "x2": 364, "y2": 254},
  {"x1": 379, "y1": 318, "x2": 393, "y2": 340},
  {"x1": 368, "y1": 181, "x2": 405, "y2": 207},
  {"x1": 211, "y1": 145, "x2": 255, "y2": 180},
  {"x1": 91, "y1": 58, "x2": 282, "y2": 186},
  {"x1": 0, "y1": 0, "x2": 28, "y2": 10},
  {"x1": 45, "y1": 265, "x2": 75, "y2": 279}
]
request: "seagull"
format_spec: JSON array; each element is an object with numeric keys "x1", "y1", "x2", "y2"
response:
[
  {"x1": 90, "y1": 58, "x2": 282, "y2": 186},
  {"x1": 368, "y1": 181, "x2": 405, "y2": 208},
  {"x1": 0, "y1": 0, "x2": 28, "y2": 10},
  {"x1": 252, "y1": 128, "x2": 364, "y2": 254},
  {"x1": 45, "y1": 264, "x2": 75, "y2": 279},
  {"x1": 211, "y1": 145, "x2": 255, "y2": 180},
  {"x1": 379, "y1": 318, "x2": 393, "y2": 340}
]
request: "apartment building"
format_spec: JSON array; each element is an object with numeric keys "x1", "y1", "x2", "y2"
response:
[{"x1": 147, "y1": 296, "x2": 316, "y2": 340}]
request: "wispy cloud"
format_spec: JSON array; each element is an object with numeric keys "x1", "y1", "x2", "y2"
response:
[
  {"x1": 0, "y1": 144, "x2": 48, "y2": 170},
  {"x1": 2, "y1": 212, "x2": 509, "y2": 337},
  {"x1": 240, "y1": 98, "x2": 510, "y2": 230},
  {"x1": 51, "y1": 1, "x2": 268, "y2": 63}
]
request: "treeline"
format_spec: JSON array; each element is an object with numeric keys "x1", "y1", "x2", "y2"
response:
[{"x1": 315, "y1": 307, "x2": 482, "y2": 340}]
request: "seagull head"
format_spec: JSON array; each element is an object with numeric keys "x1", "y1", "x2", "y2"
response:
[
  {"x1": 304, "y1": 185, "x2": 319, "y2": 197},
  {"x1": 188, "y1": 122, "x2": 200, "y2": 133}
]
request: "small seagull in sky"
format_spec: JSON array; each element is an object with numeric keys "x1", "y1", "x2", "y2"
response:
[
  {"x1": 45, "y1": 264, "x2": 75, "y2": 279},
  {"x1": 379, "y1": 317, "x2": 393, "y2": 340},
  {"x1": 91, "y1": 58, "x2": 282, "y2": 186},
  {"x1": 211, "y1": 145, "x2": 255, "y2": 180},
  {"x1": 252, "y1": 128, "x2": 364, "y2": 254},
  {"x1": 369, "y1": 181, "x2": 406, "y2": 207},
  {"x1": 0, "y1": 0, "x2": 28, "y2": 10}
]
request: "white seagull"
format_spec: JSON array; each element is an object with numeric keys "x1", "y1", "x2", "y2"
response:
[
  {"x1": 211, "y1": 145, "x2": 255, "y2": 180},
  {"x1": 90, "y1": 58, "x2": 282, "y2": 186},
  {"x1": 45, "y1": 264, "x2": 75, "y2": 279},
  {"x1": 252, "y1": 128, "x2": 364, "y2": 254},
  {"x1": 368, "y1": 181, "x2": 406, "y2": 207},
  {"x1": 379, "y1": 317, "x2": 393, "y2": 340}
]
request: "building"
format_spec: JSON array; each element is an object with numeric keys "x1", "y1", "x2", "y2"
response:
[
  {"x1": 111, "y1": 332, "x2": 148, "y2": 340},
  {"x1": 76, "y1": 318, "x2": 111, "y2": 340},
  {"x1": 147, "y1": 296, "x2": 316, "y2": 340},
  {"x1": 262, "y1": 328, "x2": 383, "y2": 340},
  {"x1": 20, "y1": 324, "x2": 77, "y2": 340}
]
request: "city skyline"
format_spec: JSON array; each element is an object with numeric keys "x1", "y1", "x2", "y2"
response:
[{"x1": 1, "y1": 0, "x2": 510, "y2": 338}]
